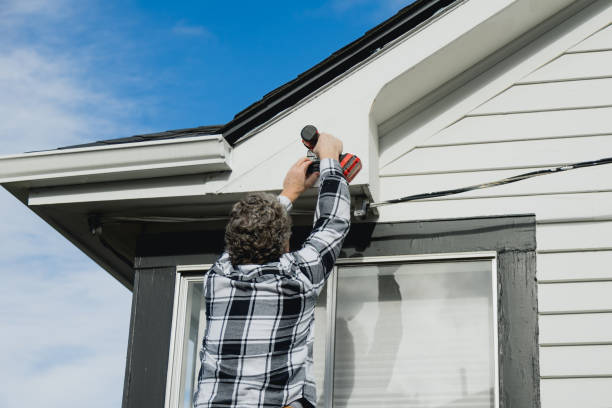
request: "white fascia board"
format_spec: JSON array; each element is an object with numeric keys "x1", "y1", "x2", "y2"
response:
[{"x1": 0, "y1": 135, "x2": 231, "y2": 187}]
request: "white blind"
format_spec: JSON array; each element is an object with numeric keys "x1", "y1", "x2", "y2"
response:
[{"x1": 333, "y1": 261, "x2": 495, "y2": 408}]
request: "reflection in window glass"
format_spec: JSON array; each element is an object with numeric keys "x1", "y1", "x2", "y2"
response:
[
  {"x1": 174, "y1": 277, "x2": 328, "y2": 408},
  {"x1": 179, "y1": 280, "x2": 205, "y2": 408},
  {"x1": 333, "y1": 261, "x2": 495, "y2": 408},
  {"x1": 313, "y1": 283, "x2": 327, "y2": 407}
]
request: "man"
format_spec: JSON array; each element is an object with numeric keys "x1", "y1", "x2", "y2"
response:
[{"x1": 193, "y1": 133, "x2": 350, "y2": 408}]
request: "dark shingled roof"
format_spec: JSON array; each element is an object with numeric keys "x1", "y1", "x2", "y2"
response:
[
  {"x1": 62, "y1": 0, "x2": 457, "y2": 150},
  {"x1": 59, "y1": 125, "x2": 223, "y2": 149}
]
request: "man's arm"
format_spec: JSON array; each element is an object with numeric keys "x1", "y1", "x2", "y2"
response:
[
  {"x1": 279, "y1": 132, "x2": 350, "y2": 289},
  {"x1": 291, "y1": 158, "x2": 350, "y2": 289}
]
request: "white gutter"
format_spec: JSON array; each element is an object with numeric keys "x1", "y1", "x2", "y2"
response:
[{"x1": 0, "y1": 135, "x2": 232, "y2": 187}]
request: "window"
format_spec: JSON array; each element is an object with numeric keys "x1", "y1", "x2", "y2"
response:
[
  {"x1": 166, "y1": 253, "x2": 499, "y2": 408},
  {"x1": 165, "y1": 271, "x2": 209, "y2": 408},
  {"x1": 331, "y1": 256, "x2": 498, "y2": 408}
]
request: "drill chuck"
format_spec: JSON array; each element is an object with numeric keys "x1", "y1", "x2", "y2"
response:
[{"x1": 301, "y1": 125, "x2": 319, "y2": 150}]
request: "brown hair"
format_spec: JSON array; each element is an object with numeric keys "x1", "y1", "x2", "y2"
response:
[{"x1": 224, "y1": 192, "x2": 292, "y2": 265}]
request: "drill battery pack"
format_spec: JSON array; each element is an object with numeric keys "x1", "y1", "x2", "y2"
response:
[{"x1": 306, "y1": 150, "x2": 362, "y2": 183}]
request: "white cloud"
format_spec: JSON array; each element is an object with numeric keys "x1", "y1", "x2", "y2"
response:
[
  {"x1": 172, "y1": 20, "x2": 214, "y2": 38},
  {"x1": 0, "y1": 1, "x2": 136, "y2": 407},
  {"x1": 0, "y1": 262, "x2": 131, "y2": 407},
  {"x1": 0, "y1": 0, "x2": 66, "y2": 17},
  {"x1": 0, "y1": 48, "x2": 142, "y2": 154}
]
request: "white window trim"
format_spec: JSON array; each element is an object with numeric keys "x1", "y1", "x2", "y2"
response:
[
  {"x1": 166, "y1": 251, "x2": 499, "y2": 408},
  {"x1": 165, "y1": 265, "x2": 212, "y2": 408}
]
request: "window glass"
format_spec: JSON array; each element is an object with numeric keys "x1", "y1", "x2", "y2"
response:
[
  {"x1": 313, "y1": 283, "x2": 328, "y2": 406},
  {"x1": 178, "y1": 280, "x2": 205, "y2": 408},
  {"x1": 333, "y1": 260, "x2": 495, "y2": 408}
]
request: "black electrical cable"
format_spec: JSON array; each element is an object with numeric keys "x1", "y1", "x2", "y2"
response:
[
  {"x1": 95, "y1": 155, "x2": 612, "y2": 223},
  {"x1": 368, "y1": 155, "x2": 612, "y2": 209}
]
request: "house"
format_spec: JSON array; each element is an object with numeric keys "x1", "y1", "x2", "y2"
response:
[{"x1": 2, "y1": 0, "x2": 611, "y2": 406}]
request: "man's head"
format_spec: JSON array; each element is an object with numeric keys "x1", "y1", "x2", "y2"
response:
[{"x1": 224, "y1": 192, "x2": 292, "y2": 265}]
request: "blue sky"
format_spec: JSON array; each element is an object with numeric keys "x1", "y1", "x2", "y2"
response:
[{"x1": 0, "y1": 1, "x2": 410, "y2": 406}]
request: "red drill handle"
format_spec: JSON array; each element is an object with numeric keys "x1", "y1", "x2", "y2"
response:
[{"x1": 300, "y1": 125, "x2": 362, "y2": 183}]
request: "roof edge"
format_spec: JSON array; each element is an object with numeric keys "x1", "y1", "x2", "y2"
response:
[
  {"x1": 0, "y1": 134, "x2": 231, "y2": 188},
  {"x1": 221, "y1": 0, "x2": 459, "y2": 144}
]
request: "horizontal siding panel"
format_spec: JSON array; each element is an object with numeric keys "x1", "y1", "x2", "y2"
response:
[
  {"x1": 379, "y1": 165, "x2": 612, "y2": 200},
  {"x1": 539, "y1": 313, "x2": 612, "y2": 344},
  {"x1": 539, "y1": 281, "x2": 612, "y2": 313},
  {"x1": 380, "y1": 134, "x2": 612, "y2": 175},
  {"x1": 538, "y1": 251, "x2": 612, "y2": 281},
  {"x1": 375, "y1": 192, "x2": 612, "y2": 225},
  {"x1": 425, "y1": 107, "x2": 612, "y2": 146},
  {"x1": 469, "y1": 78, "x2": 612, "y2": 115},
  {"x1": 538, "y1": 221, "x2": 612, "y2": 252},
  {"x1": 519, "y1": 51, "x2": 612, "y2": 83},
  {"x1": 541, "y1": 378, "x2": 612, "y2": 407},
  {"x1": 570, "y1": 24, "x2": 612, "y2": 52},
  {"x1": 540, "y1": 345, "x2": 612, "y2": 376}
]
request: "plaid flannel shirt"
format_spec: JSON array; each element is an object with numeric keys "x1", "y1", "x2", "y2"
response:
[{"x1": 193, "y1": 158, "x2": 351, "y2": 408}]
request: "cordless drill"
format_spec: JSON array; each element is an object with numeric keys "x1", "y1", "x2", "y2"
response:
[{"x1": 300, "y1": 125, "x2": 362, "y2": 183}]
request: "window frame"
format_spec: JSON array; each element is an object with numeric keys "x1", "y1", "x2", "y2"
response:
[
  {"x1": 328, "y1": 251, "x2": 500, "y2": 408},
  {"x1": 166, "y1": 252, "x2": 499, "y2": 408}
]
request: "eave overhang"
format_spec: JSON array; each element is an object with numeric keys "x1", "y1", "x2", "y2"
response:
[{"x1": 0, "y1": 134, "x2": 231, "y2": 188}]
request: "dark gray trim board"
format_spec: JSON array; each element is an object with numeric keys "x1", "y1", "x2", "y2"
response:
[
  {"x1": 128, "y1": 214, "x2": 538, "y2": 408},
  {"x1": 122, "y1": 267, "x2": 176, "y2": 408}
]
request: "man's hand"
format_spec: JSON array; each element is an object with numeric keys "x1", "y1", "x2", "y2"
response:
[
  {"x1": 281, "y1": 157, "x2": 319, "y2": 203},
  {"x1": 313, "y1": 132, "x2": 343, "y2": 161}
]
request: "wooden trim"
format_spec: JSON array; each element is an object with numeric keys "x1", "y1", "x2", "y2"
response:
[{"x1": 122, "y1": 267, "x2": 177, "y2": 408}]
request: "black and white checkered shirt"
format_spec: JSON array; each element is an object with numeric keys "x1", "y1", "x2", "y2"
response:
[{"x1": 194, "y1": 158, "x2": 351, "y2": 408}]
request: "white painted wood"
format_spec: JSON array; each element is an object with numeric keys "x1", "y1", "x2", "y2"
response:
[
  {"x1": 570, "y1": 23, "x2": 612, "y2": 52},
  {"x1": 380, "y1": 165, "x2": 612, "y2": 200},
  {"x1": 538, "y1": 251, "x2": 612, "y2": 281},
  {"x1": 371, "y1": 0, "x2": 575, "y2": 124},
  {"x1": 541, "y1": 378, "x2": 612, "y2": 407},
  {"x1": 378, "y1": 0, "x2": 612, "y2": 168},
  {"x1": 423, "y1": 107, "x2": 612, "y2": 146},
  {"x1": 469, "y1": 78, "x2": 612, "y2": 115},
  {"x1": 538, "y1": 221, "x2": 612, "y2": 252},
  {"x1": 519, "y1": 50, "x2": 612, "y2": 83},
  {"x1": 0, "y1": 135, "x2": 231, "y2": 187},
  {"x1": 375, "y1": 192, "x2": 612, "y2": 224},
  {"x1": 539, "y1": 281, "x2": 612, "y2": 313},
  {"x1": 380, "y1": 134, "x2": 612, "y2": 176},
  {"x1": 540, "y1": 313, "x2": 612, "y2": 344},
  {"x1": 540, "y1": 345, "x2": 612, "y2": 376}
]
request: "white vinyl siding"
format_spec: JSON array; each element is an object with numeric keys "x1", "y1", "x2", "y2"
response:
[
  {"x1": 540, "y1": 378, "x2": 612, "y2": 408},
  {"x1": 469, "y1": 77, "x2": 612, "y2": 114},
  {"x1": 569, "y1": 23, "x2": 612, "y2": 52},
  {"x1": 537, "y1": 251, "x2": 612, "y2": 282},
  {"x1": 540, "y1": 345, "x2": 612, "y2": 377},
  {"x1": 422, "y1": 107, "x2": 612, "y2": 145},
  {"x1": 381, "y1": 135, "x2": 612, "y2": 175},
  {"x1": 540, "y1": 314, "x2": 612, "y2": 345},
  {"x1": 377, "y1": 21, "x2": 612, "y2": 408}
]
